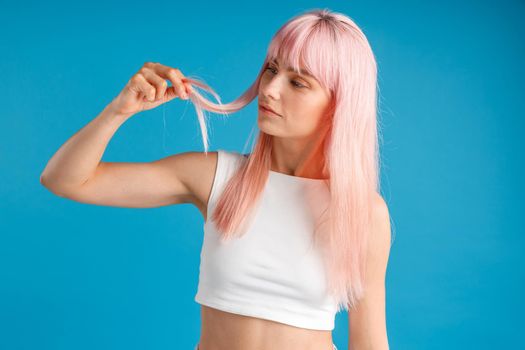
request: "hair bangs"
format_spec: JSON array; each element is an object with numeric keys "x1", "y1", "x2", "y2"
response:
[{"x1": 266, "y1": 18, "x2": 338, "y2": 94}]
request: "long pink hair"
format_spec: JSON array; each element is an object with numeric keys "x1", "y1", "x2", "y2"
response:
[{"x1": 181, "y1": 8, "x2": 380, "y2": 312}]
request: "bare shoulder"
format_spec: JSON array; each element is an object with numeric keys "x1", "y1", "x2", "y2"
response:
[
  {"x1": 153, "y1": 150, "x2": 220, "y2": 222},
  {"x1": 371, "y1": 192, "x2": 390, "y2": 227},
  {"x1": 155, "y1": 150, "x2": 218, "y2": 208},
  {"x1": 368, "y1": 192, "x2": 392, "y2": 265}
]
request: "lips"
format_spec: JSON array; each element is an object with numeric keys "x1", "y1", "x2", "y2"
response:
[{"x1": 260, "y1": 104, "x2": 281, "y2": 116}]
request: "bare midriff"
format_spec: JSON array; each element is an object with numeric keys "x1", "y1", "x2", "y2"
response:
[{"x1": 197, "y1": 305, "x2": 334, "y2": 350}]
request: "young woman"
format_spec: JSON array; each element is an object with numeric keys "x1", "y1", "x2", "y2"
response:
[{"x1": 41, "y1": 8, "x2": 392, "y2": 350}]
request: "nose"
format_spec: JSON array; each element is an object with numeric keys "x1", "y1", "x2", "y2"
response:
[{"x1": 260, "y1": 74, "x2": 282, "y2": 101}]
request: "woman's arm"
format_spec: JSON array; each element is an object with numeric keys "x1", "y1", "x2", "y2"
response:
[
  {"x1": 40, "y1": 103, "x2": 130, "y2": 191},
  {"x1": 40, "y1": 62, "x2": 196, "y2": 207},
  {"x1": 348, "y1": 194, "x2": 392, "y2": 350}
]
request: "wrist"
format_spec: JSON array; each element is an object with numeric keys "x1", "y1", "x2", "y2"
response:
[{"x1": 103, "y1": 102, "x2": 133, "y2": 124}]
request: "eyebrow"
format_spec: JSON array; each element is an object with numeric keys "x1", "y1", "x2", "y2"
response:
[{"x1": 269, "y1": 59, "x2": 315, "y2": 79}]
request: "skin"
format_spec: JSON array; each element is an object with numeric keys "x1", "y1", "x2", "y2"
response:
[{"x1": 258, "y1": 57, "x2": 332, "y2": 179}]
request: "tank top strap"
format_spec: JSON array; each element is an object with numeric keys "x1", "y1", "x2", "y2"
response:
[{"x1": 206, "y1": 149, "x2": 245, "y2": 215}]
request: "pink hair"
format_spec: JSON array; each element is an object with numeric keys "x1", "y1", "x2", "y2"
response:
[{"x1": 181, "y1": 8, "x2": 381, "y2": 312}]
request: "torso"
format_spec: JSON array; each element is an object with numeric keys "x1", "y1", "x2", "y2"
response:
[
  {"x1": 186, "y1": 152, "x2": 335, "y2": 350},
  {"x1": 199, "y1": 306, "x2": 333, "y2": 350}
]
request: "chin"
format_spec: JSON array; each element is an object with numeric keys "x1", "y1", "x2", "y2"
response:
[{"x1": 257, "y1": 119, "x2": 279, "y2": 136}]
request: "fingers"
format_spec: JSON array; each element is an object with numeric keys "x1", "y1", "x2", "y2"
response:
[
  {"x1": 130, "y1": 74, "x2": 156, "y2": 102},
  {"x1": 181, "y1": 78, "x2": 193, "y2": 95},
  {"x1": 140, "y1": 68, "x2": 169, "y2": 101},
  {"x1": 142, "y1": 62, "x2": 189, "y2": 100}
]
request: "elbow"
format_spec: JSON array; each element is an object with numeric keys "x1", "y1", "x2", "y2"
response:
[
  {"x1": 40, "y1": 173, "x2": 47, "y2": 186},
  {"x1": 40, "y1": 173, "x2": 66, "y2": 197},
  {"x1": 40, "y1": 173, "x2": 50, "y2": 188},
  {"x1": 40, "y1": 172, "x2": 55, "y2": 190}
]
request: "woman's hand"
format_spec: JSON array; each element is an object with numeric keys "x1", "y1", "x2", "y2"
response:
[{"x1": 108, "y1": 62, "x2": 193, "y2": 118}]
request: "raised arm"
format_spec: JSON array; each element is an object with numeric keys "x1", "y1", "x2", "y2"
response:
[{"x1": 40, "y1": 62, "x2": 201, "y2": 208}]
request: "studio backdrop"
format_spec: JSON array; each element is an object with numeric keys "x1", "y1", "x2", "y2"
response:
[{"x1": 1, "y1": 1, "x2": 523, "y2": 349}]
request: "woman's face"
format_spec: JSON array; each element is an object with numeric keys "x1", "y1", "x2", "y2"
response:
[{"x1": 258, "y1": 57, "x2": 332, "y2": 140}]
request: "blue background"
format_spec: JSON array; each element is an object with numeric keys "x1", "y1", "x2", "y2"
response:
[{"x1": 1, "y1": 1, "x2": 523, "y2": 349}]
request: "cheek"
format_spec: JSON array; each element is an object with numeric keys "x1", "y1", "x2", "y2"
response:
[
  {"x1": 288, "y1": 108, "x2": 324, "y2": 133},
  {"x1": 297, "y1": 96, "x2": 325, "y2": 116},
  {"x1": 290, "y1": 97, "x2": 329, "y2": 130}
]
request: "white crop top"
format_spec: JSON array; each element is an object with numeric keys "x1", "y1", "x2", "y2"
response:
[{"x1": 194, "y1": 149, "x2": 338, "y2": 330}]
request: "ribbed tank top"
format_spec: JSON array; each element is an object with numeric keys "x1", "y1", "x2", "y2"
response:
[{"x1": 194, "y1": 149, "x2": 338, "y2": 330}]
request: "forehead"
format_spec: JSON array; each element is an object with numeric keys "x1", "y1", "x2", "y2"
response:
[{"x1": 269, "y1": 58, "x2": 316, "y2": 79}]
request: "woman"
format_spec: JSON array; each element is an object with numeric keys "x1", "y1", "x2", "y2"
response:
[{"x1": 40, "y1": 8, "x2": 392, "y2": 350}]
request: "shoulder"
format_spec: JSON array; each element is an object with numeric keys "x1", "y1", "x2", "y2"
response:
[
  {"x1": 371, "y1": 192, "x2": 390, "y2": 231},
  {"x1": 183, "y1": 149, "x2": 244, "y2": 178},
  {"x1": 186, "y1": 150, "x2": 219, "y2": 181},
  {"x1": 160, "y1": 150, "x2": 219, "y2": 204},
  {"x1": 153, "y1": 150, "x2": 218, "y2": 185},
  {"x1": 170, "y1": 150, "x2": 219, "y2": 178},
  {"x1": 368, "y1": 192, "x2": 392, "y2": 267},
  {"x1": 176, "y1": 150, "x2": 245, "y2": 205}
]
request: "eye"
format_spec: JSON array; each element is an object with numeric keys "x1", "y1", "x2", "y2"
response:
[
  {"x1": 265, "y1": 66, "x2": 306, "y2": 89},
  {"x1": 266, "y1": 66, "x2": 278, "y2": 74}
]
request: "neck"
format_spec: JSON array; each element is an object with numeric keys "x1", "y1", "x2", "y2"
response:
[{"x1": 270, "y1": 132, "x2": 328, "y2": 179}]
